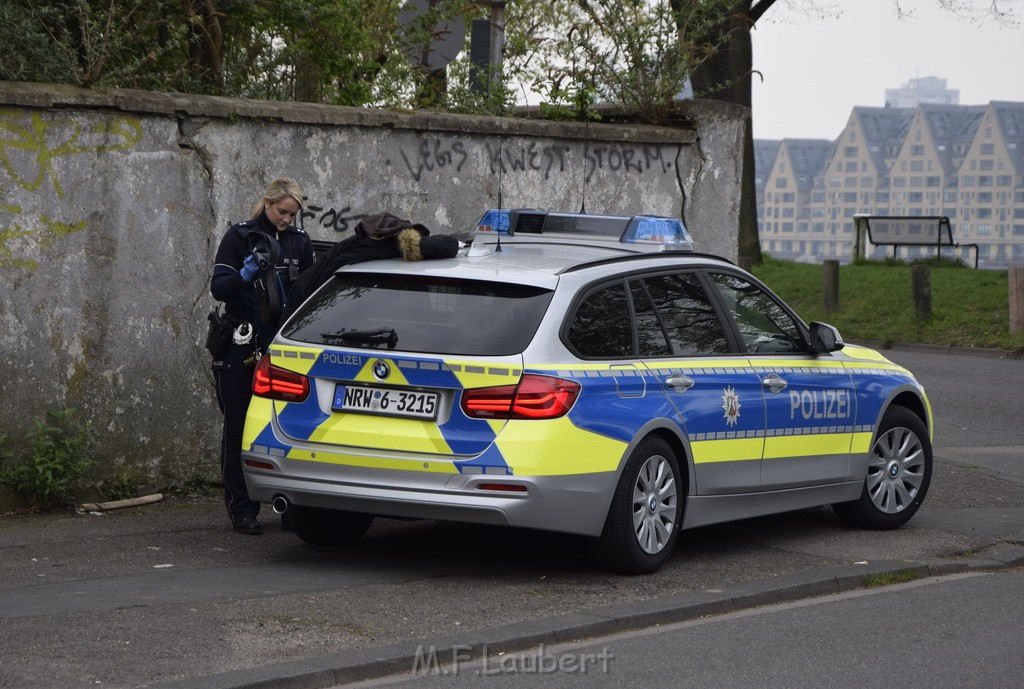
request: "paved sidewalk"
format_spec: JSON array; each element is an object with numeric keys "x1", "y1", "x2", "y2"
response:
[{"x1": 1, "y1": 445, "x2": 1023, "y2": 689}]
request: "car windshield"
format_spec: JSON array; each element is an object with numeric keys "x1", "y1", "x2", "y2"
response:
[{"x1": 282, "y1": 273, "x2": 555, "y2": 356}]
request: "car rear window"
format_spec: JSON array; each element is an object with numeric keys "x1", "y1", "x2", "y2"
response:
[{"x1": 281, "y1": 273, "x2": 555, "y2": 356}]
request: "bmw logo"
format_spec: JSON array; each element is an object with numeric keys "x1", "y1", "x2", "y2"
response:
[
  {"x1": 889, "y1": 464, "x2": 900, "y2": 478},
  {"x1": 373, "y1": 360, "x2": 390, "y2": 380}
]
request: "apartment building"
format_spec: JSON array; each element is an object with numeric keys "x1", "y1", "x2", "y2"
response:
[
  {"x1": 885, "y1": 76, "x2": 960, "y2": 108},
  {"x1": 758, "y1": 100, "x2": 1024, "y2": 267}
]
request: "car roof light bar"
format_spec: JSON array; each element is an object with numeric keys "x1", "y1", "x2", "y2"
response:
[{"x1": 474, "y1": 209, "x2": 694, "y2": 251}]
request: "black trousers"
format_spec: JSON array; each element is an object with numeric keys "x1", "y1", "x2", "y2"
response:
[{"x1": 213, "y1": 344, "x2": 259, "y2": 525}]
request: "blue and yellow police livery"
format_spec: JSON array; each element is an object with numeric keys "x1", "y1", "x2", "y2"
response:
[{"x1": 242, "y1": 210, "x2": 933, "y2": 574}]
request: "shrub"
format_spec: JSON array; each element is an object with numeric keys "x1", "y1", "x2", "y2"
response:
[{"x1": 0, "y1": 409, "x2": 94, "y2": 508}]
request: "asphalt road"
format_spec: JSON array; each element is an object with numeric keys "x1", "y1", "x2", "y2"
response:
[
  {"x1": 358, "y1": 569, "x2": 1024, "y2": 689},
  {"x1": 0, "y1": 347, "x2": 1021, "y2": 689}
]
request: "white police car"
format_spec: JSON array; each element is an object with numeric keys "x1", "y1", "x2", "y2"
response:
[{"x1": 241, "y1": 210, "x2": 933, "y2": 574}]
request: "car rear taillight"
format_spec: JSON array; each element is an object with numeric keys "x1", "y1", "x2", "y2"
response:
[
  {"x1": 252, "y1": 356, "x2": 309, "y2": 402},
  {"x1": 461, "y1": 374, "x2": 580, "y2": 420}
]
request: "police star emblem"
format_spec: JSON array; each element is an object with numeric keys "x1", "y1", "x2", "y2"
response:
[{"x1": 721, "y1": 386, "x2": 741, "y2": 426}]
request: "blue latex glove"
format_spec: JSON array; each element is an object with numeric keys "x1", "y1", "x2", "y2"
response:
[{"x1": 240, "y1": 254, "x2": 260, "y2": 281}]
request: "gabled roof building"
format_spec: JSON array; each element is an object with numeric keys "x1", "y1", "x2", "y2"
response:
[{"x1": 757, "y1": 100, "x2": 1024, "y2": 268}]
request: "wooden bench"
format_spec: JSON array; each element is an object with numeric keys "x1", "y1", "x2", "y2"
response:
[{"x1": 853, "y1": 215, "x2": 979, "y2": 268}]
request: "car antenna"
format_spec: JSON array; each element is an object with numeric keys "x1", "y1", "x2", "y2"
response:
[
  {"x1": 580, "y1": 134, "x2": 588, "y2": 214},
  {"x1": 495, "y1": 111, "x2": 505, "y2": 253}
]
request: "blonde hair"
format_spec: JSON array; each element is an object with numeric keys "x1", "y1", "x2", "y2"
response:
[{"x1": 251, "y1": 177, "x2": 304, "y2": 219}]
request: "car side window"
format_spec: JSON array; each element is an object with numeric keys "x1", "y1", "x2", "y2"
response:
[
  {"x1": 567, "y1": 282, "x2": 633, "y2": 357},
  {"x1": 709, "y1": 273, "x2": 804, "y2": 354},
  {"x1": 639, "y1": 273, "x2": 730, "y2": 356}
]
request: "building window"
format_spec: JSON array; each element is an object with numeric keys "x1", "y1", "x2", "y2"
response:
[
  {"x1": 976, "y1": 209, "x2": 992, "y2": 219},
  {"x1": 910, "y1": 176, "x2": 924, "y2": 187},
  {"x1": 977, "y1": 192, "x2": 993, "y2": 203},
  {"x1": 893, "y1": 177, "x2": 907, "y2": 187},
  {"x1": 961, "y1": 176, "x2": 975, "y2": 187},
  {"x1": 845, "y1": 177, "x2": 858, "y2": 187},
  {"x1": 910, "y1": 144, "x2": 925, "y2": 155},
  {"x1": 775, "y1": 178, "x2": 788, "y2": 188},
  {"x1": 909, "y1": 192, "x2": 923, "y2": 203},
  {"x1": 997, "y1": 175, "x2": 1012, "y2": 186},
  {"x1": 980, "y1": 159, "x2": 994, "y2": 171},
  {"x1": 829, "y1": 177, "x2": 841, "y2": 187},
  {"x1": 979, "y1": 176, "x2": 993, "y2": 187},
  {"x1": 911, "y1": 161, "x2": 925, "y2": 172},
  {"x1": 980, "y1": 143, "x2": 995, "y2": 154},
  {"x1": 845, "y1": 146, "x2": 858, "y2": 156},
  {"x1": 977, "y1": 224, "x2": 992, "y2": 235},
  {"x1": 926, "y1": 176, "x2": 941, "y2": 187},
  {"x1": 844, "y1": 161, "x2": 858, "y2": 172}
]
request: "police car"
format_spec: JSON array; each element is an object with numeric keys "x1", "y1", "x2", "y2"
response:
[{"x1": 241, "y1": 209, "x2": 933, "y2": 574}]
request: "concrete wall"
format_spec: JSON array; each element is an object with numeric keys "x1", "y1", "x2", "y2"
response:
[{"x1": 0, "y1": 82, "x2": 747, "y2": 488}]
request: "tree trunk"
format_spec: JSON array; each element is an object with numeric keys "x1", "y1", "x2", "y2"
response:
[{"x1": 182, "y1": 0, "x2": 224, "y2": 93}]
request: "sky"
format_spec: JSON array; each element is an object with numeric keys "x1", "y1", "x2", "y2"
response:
[{"x1": 750, "y1": 0, "x2": 1024, "y2": 141}]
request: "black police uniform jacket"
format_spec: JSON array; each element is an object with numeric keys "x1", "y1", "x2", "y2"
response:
[{"x1": 211, "y1": 211, "x2": 314, "y2": 351}]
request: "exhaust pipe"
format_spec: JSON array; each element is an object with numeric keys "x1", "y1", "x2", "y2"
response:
[{"x1": 271, "y1": 495, "x2": 289, "y2": 515}]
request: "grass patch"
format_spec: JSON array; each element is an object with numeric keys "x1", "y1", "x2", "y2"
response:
[
  {"x1": 753, "y1": 257, "x2": 1024, "y2": 352},
  {"x1": 861, "y1": 570, "x2": 923, "y2": 588}
]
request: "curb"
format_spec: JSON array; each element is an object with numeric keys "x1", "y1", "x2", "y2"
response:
[
  {"x1": 147, "y1": 542, "x2": 1024, "y2": 689},
  {"x1": 851, "y1": 340, "x2": 1022, "y2": 359}
]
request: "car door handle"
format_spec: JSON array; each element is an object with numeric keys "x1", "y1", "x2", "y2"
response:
[
  {"x1": 762, "y1": 373, "x2": 787, "y2": 393},
  {"x1": 665, "y1": 373, "x2": 695, "y2": 392}
]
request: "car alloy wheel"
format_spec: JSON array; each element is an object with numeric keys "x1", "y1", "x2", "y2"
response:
[
  {"x1": 833, "y1": 404, "x2": 932, "y2": 530},
  {"x1": 594, "y1": 436, "x2": 682, "y2": 574},
  {"x1": 633, "y1": 453, "x2": 678, "y2": 555},
  {"x1": 867, "y1": 424, "x2": 927, "y2": 514}
]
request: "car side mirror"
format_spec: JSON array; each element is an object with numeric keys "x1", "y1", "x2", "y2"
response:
[{"x1": 809, "y1": 322, "x2": 844, "y2": 354}]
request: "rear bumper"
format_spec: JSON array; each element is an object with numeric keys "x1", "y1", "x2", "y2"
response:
[{"x1": 241, "y1": 449, "x2": 619, "y2": 537}]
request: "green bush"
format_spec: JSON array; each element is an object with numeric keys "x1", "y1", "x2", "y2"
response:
[{"x1": 0, "y1": 409, "x2": 94, "y2": 508}]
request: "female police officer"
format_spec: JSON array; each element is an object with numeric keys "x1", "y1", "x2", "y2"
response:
[{"x1": 210, "y1": 177, "x2": 314, "y2": 535}]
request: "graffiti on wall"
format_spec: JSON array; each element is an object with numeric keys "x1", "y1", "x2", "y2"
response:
[
  {"x1": 298, "y1": 201, "x2": 367, "y2": 235},
  {"x1": 0, "y1": 110, "x2": 142, "y2": 270},
  {"x1": 395, "y1": 138, "x2": 677, "y2": 184}
]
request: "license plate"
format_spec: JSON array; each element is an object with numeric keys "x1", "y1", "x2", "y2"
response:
[{"x1": 332, "y1": 384, "x2": 439, "y2": 420}]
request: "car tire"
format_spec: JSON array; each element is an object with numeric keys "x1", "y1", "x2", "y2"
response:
[
  {"x1": 833, "y1": 404, "x2": 932, "y2": 530},
  {"x1": 288, "y1": 505, "x2": 374, "y2": 547},
  {"x1": 593, "y1": 436, "x2": 682, "y2": 574}
]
